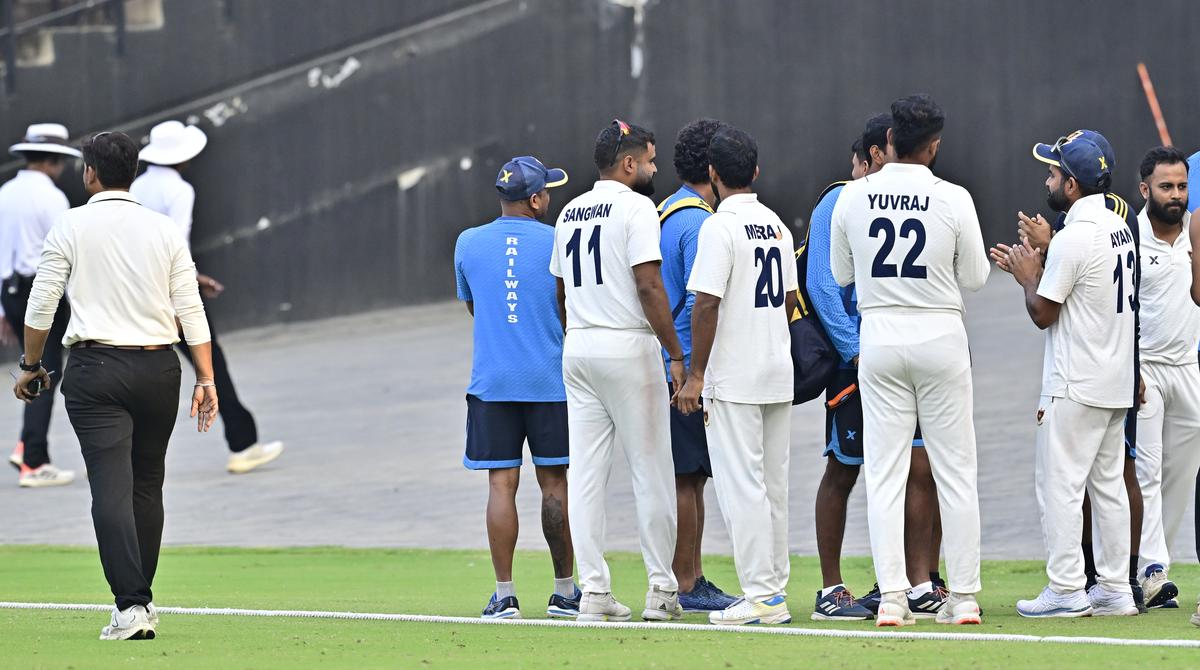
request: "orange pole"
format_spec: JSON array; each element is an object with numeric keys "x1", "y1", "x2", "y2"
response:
[{"x1": 1137, "y1": 62, "x2": 1173, "y2": 146}]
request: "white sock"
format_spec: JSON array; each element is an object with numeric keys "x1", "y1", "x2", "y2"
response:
[
  {"x1": 496, "y1": 581, "x2": 515, "y2": 599},
  {"x1": 554, "y1": 577, "x2": 575, "y2": 597},
  {"x1": 820, "y1": 583, "x2": 845, "y2": 598},
  {"x1": 909, "y1": 581, "x2": 932, "y2": 597}
]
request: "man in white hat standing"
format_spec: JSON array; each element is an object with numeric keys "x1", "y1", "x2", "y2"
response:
[
  {"x1": 131, "y1": 120, "x2": 284, "y2": 474},
  {"x1": 0, "y1": 123, "x2": 81, "y2": 487}
]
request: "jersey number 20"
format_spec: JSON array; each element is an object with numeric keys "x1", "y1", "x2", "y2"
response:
[
  {"x1": 754, "y1": 247, "x2": 785, "y2": 308},
  {"x1": 566, "y1": 226, "x2": 603, "y2": 287},
  {"x1": 870, "y1": 217, "x2": 927, "y2": 279}
]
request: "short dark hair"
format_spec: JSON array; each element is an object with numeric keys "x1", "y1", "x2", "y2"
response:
[
  {"x1": 862, "y1": 113, "x2": 892, "y2": 158},
  {"x1": 19, "y1": 151, "x2": 66, "y2": 165},
  {"x1": 673, "y1": 118, "x2": 722, "y2": 184},
  {"x1": 708, "y1": 125, "x2": 757, "y2": 189},
  {"x1": 1139, "y1": 145, "x2": 1189, "y2": 181},
  {"x1": 81, "y1": 132, "x2": 139, "y2": 188},
  {"x1": 851, "y1": 138, "x2": 867, "y2": 164},
  {"x1": 890, "y1": 95, "x2": 944, "y2": 159},
  {"x1": 594, "y1": 120, "x2": 655, "y2": 172}
]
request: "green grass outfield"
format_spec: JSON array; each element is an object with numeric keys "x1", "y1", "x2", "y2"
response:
[{"x1": 2, "y1": 546, "x2": 1199, "y2": 669}]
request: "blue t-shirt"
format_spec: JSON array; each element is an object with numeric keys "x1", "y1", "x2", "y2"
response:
[
  {"x1": 453, "y1": 216, "x2": 565, "y2": 402},
  {"x1": 805, "y1": 185, "x2": 860, "y2": 365},
  {"x1": 1189, "y1": 151, "x2": 1200, "y2": 212},
  {"x1": 658, "y1": 185, "x2": 710, "y2": 376}
]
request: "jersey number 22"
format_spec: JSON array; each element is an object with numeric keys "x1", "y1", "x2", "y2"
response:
[{"x1": 869, "y1": 217, "x2": 927, "y2": 279}]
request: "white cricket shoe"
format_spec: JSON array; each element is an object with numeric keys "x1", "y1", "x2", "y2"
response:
[
  {"x1": 935, "y1": 593, "x2": 982, "y2": 625},
  {"x1": 1088, "y1": 585, "x2": 1138, "y2": 616},
  {"x1": 709, "y1": 595, "x2": 791, "y2": 626},
  {"x1": 18, "y1": 463, "x2": 75, "y2": 488},
  {"x1": 99, "y1": 605, "x2": 155, "y2": 640},
  {"x1": 876, "y1": 591, "x2": 916, "y2": 627},
  {"x1": 226, "y1": 441, "x2": 284, "y2": 474},
  {"x1": 147, "y1": 602, "x2": 159, "y2": 627},
  {"x1": 577, "y1": 592, "x2": 632, "y2": 622},
  {"x1": 642, "y1": 585, "x2": 682, "y2": 621},
  {"x1": 1190, "y1": 596, "x2": 1200, "y2": 627},
  {"x1": 1016, "y1": 586, "x2": 1092, "y2": 618}
]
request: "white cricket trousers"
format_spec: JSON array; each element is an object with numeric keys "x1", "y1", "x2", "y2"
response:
[
  {"x1": 1035, "y1": 395, "x2": 1130, "y2": 593},
  {"x1": 858, "y1": 311, "x2": 981, "y2": 595},
  {"x1": 1136, "y1": 360, "x2": 1200, "y2": 572},
  {"x1": 562, "y1": 328, "x2": 678, "y2": 594},
  {"x1": 704, "y1": 398, "x2": 791, "y2": 602}
]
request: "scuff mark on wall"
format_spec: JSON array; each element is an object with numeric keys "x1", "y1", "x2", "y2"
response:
[
  {"x1": 307, "y1": 57, "x2": 362, "y2": 89},
  {"x1": 202, "y1": 97, "x2": 249, "y2": 127}
]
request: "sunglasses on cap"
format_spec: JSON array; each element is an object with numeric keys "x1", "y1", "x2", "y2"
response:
[{"x1": 611, "y1": 118, "x2": 632, "y2": 165}]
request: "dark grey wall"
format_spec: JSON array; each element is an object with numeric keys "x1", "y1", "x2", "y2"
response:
[{"x1": 2, "y1": 0, "x2": 1198, "y2": 330}]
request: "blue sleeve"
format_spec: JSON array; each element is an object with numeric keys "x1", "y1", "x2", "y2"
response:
[
  {"x1": 454, "y1": 231, "x2": 472, "y2": 302},
  {"x1": 806, "y1": 188, "x2": 859, "y2": 362},
  {"x1": 679, "y1": 210, "x2": 706, "y2": 321}
]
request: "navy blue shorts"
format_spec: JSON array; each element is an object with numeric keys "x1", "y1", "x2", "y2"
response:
[
  {"x1": 463, "y1": 394, "x2": 568, "y2": 470},
  {"x1": 669, "y1": 383, "x2": 711, "y2": 477},
  {"x1": 824, "y1": 368, "x2": 923, "y2": 466}
]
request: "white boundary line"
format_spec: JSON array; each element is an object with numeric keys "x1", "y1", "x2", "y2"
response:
[{"x1": 3, "y1": 602, "x2": 1199, "y2": 648}]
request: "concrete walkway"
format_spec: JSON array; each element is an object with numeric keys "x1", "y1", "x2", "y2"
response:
[{"x1": 0, "y1": 274, "x2": 1194, "y2": 564}]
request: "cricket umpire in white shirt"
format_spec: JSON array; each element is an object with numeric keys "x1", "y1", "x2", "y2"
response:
[
  {"x1": 0, "y1": 123, "x2": 81, "y2": 487},
  {"x1": 131, "y1": 120, "x2": 284, "y2": 474},
  {"x1": 12, "y1": 131, "x2": 219, "y2": 640}
]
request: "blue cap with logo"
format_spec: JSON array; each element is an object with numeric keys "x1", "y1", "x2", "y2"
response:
[
  {"x1": 495, "y1": 156, "x2": 568, "y2": 201},
  {"x1": 1032, "y1": 130, "x2": 1114, "y2": 191}
]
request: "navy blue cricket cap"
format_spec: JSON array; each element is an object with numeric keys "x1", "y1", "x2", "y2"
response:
[
  {"x1": 1032, "y1": 130, "x2": 1114, "y2": 191},
  {"x1": 495, "y1": 156, "x2": 568, "y2": 201}
]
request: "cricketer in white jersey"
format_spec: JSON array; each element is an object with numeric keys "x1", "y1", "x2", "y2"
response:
[
  {"x1": 676, "y1": 125, "x2": 797, "y2": 626},
  {"x1": 1009, "y1": 132, "x2": 1138, "y2": 618},
  {"x1": 549, "y1": 120, "x2": 684, "y2": 623},
  {"x1": 830, "y1": 95, "x2": 988, "y2": 627},
  {"x1": 1131, "y1": 149, "x2": 1200, "y2": 596}
]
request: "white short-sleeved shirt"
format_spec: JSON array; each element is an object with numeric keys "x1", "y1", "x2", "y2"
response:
[
  {"x1": 0, "y1": 170, "x2": 70, "y2": 279},
  {"x1": 1136, "y1": 208, "x2": 1198, "y2": 366},
  {"x1": 130, "y1": 165, "x2": 196, "y2": 244},
  {"x1": 687, "y1": 193, "x2": 797, "y2": 404},
  {"x1": 550, "y1": 180, "x2": 661, "y2": 334},
  {"x1": 829, "y1": 163, "x2": 989, "y2": 330},
  {"x1": 1038, "y1": 193, "x2": 1136, "y2": 408}
]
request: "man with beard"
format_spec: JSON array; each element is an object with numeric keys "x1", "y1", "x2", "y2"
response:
[
  {"x1": 656, "y1": 118, "x2": 738, "y2": 614},
  {"x1": 994, "y1": 129, "x2": 1147, "y2": 611},
  {"x1": 1005, "y1": 131, "x2": 1138, "y2": 618},
  {"x1": 1130, "y1": 147, "x2": 1198, "y2": 611},
  {"x1": 830, "y1": 95, "x2": 989, "y2": 627},
  {"x1": 453, "y1": 155, "x2": 579, "y2": 619},
  {"x1": 551, "y1": 119, "x2": 684, "y2": 622}
]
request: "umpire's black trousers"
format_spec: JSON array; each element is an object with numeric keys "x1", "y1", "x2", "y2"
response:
[
  {"x1": 62, "y1": 348, "x2": 180, "y2": 610},
  {"x1": 1, "y1": 273, "x2": 70, "y2": 469},
  {"x1": 176, "y1": 306, "x2": 256, "y2": 452}
]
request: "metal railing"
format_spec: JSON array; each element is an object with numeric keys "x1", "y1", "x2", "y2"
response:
[{"x1": 1, "y1": 0, "x2": 125, "y2": 95}]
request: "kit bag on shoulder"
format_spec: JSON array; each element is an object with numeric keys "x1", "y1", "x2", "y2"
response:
[{"x1": 789, "y1": 183, "x2": 843, "y2": 404}]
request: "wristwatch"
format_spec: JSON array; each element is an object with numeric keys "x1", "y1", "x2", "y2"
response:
[{"x1": 18, "y1": 354, "x2": 41, "y2": 372}]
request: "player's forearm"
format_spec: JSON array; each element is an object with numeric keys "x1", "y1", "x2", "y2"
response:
[
  {"x1": 1022, "y1": 285, "x2": 1058, "y2": 330},
  {"x1": 22, "y1": 326, "x2": 50, "y2": 365},
  {"x1": 636, "y1": 274, "x2": 683, "y2": 360},
  {"x1": 688, "y1": 294, "x2": 720, "y2": 380}
]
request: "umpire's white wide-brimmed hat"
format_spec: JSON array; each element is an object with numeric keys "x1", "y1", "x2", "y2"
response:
[
  {"x1": 139, "y1": 120, "x2": 208, "y2": 166},
  {"x1": 8, "y1": 123, "x2": 82, "y2": 158}
]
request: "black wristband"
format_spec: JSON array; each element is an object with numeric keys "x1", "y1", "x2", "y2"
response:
[
  {"x1": 18, "y1": 354, "x2": 41, "y2": 372},
  {"x1": 669, "y1": 356, "x2": 684, "y2": 362}
]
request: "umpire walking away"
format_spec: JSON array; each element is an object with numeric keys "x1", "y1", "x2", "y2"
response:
[{"x1": 12, "y1": 132, "x2": 219, "y2": 641}]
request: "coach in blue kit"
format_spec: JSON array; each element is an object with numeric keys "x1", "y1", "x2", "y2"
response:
[
  {"x1": 453, "y1": 156, "x2": 580, "y2": 620},
  {"x1": 657, "y1": 119, "x2": 738, "y2": 613}
]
